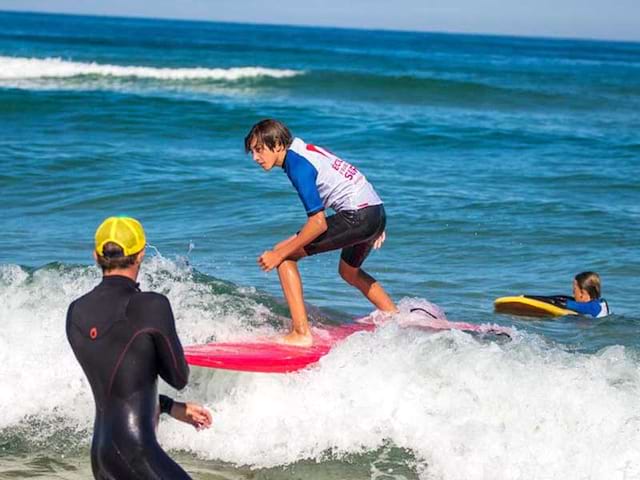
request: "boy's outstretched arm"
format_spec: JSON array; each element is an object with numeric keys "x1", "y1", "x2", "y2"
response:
[{"x1": 258, "y1": 211, "x2": 327, "y2": 271}]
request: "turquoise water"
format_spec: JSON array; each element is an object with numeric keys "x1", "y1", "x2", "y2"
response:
[{"x1": 1, "y1": 11, "x2": 639, "y2": 480}]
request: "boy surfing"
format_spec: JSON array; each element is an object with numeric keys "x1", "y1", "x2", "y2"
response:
[{"x1": 245, "y1": 119, "x2": 396, "y2": 346}]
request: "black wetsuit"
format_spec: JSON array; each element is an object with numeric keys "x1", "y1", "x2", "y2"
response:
[
  {"x1": 66, "y1": 275, "x2": 191, "y2": 480},
  {"x1": 304, "y1": 204, "x2": 387, "y2": 267}
]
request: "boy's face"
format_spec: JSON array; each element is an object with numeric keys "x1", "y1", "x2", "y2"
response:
[
  {"x1": 249, "y1": 139, "x2": 285, "y2": 171},
  {"x1": 572, "y1": 280, "x2": 591, "y2": 302}
]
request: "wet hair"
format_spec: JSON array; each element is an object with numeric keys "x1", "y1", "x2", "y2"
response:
[
  {"x1": 96, "y1": 242, "x2": 139, "y2": 272},
  {"x1": 244, "y1": 119, "x2": 293, "y2": 153},
  {"x1": 575, "y1": 271, "x2": 601, "y2": 300}
]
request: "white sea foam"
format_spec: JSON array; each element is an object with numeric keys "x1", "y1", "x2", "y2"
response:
[
  {"x1": 1, "y1": 259, "x2": 639, "y2": 480},
  {"x1": 0, "y1": 257, "x2": 276, "y2": 430},
  {"x1": 165, "y1": 327, "x2": 640, "y2": 480},
  {"x1": 0, "y1": 56, "x2": 301, "y2": 81}
]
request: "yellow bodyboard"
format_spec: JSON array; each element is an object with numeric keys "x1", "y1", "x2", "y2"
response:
[{"x1": 494, "y1": 296, "x2": 577, "y2": 317}]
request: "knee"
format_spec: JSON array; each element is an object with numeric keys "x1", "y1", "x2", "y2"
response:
[
  {"x1": 339, "y1": 263, "x2": 359, "y2": 285},
  {"x1": 277, "y1": 258, "x2": 300, "y2": 274},
  {"x1": 277, "y1": 260, "x2": 292, "y2": 273}
]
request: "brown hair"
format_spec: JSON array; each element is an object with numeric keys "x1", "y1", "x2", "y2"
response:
[
  {"x1": 575, "y1": 271, "x2": 601, "y2": 300},
  {"x1": 244, "y1": 119, "x2": 293, "y2": 153},
  {"x1": 96, "y1": 242, "x2": 139, "y2": 272}
]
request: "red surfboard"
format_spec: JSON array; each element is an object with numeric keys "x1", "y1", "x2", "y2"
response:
[
  {"x1": 184, "y1": 322, "x2": 374, "y2": 373},
  {"x1": 184, "y1": 310, "x2": 512, "y2": 374}
]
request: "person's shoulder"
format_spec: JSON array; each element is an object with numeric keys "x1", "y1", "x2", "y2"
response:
[
  {"x1": 597, "y1": 298, "x2": 610, "y2": 317},
  {"x1": 286, "y1": 138, "x2": 310, "y2": 160},
  {"x1": 68, "y1": 286, "x2": 99, "y2": 312},
  {"x1": 130, "y1": 291, "x2": 171, "y2": 308},
  {"x1": 128, "y1": 292, "x2": 171, "y2": 314},
  {"x1": 285, "y1": 141, "x2": 319, "y2": 174},
  {"x1": 587, "y1": 299, "x2": 603, "y2": 316},
  {"x1": 66, "y1": 297, "x2": 79, "y2": 322},
  {"x1": 126, "y1": 291, "x2": 174, "y2": 327},
  {"x1": 288, "y1": 137, "x2": 307, "y2": 154}
]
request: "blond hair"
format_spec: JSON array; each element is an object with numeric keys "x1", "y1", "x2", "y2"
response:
[{"x1": 575, "y1": 271, "x2": 601, "y2": 300}]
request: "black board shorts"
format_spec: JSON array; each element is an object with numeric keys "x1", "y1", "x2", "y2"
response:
[{"x1": 304, "y1": 204, "x2": 386, "y2": 268}]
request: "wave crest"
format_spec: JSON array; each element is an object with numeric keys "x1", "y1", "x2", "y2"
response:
[{"x1": 0, "y1": 56, "x2": 302, "y2": 81}]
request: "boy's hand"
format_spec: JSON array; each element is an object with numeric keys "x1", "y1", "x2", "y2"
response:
[
  {"x1": 258, "y1": 250, "x2": 283, "y2": 271},
  {"x1": 170, "y1": 402, "x2": 212, "y2": 431},
  {"x1": 373, "y1": 231, "x2": 386, "y2": 249}
]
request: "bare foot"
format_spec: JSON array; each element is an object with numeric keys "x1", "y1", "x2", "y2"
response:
[
  {"x1": 278, "y1": 331, "x2": 313, "y2": 347},
  {"x1": 367, "y1": 309, "x2": 399, "y2": 324}
]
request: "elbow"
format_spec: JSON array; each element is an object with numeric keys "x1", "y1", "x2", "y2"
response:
[
  {"x1": 174, "y1": 378, "x2": 188, "y2": 391},
  {"x1": 315, "y1": 214, "x2": 328, "y2": 234},
  {"x1": 176, "y1": 379, "x2": 188, "y2": 390},
  {"x1": 173, "y1": 365, "x2": 190, "y2": 390},
  {"x1": 304, "y1": 211, "x2": 327, "y2": 239},
  {"x1": 179, "y1": 366, "x2": 190, "y2": 389}
]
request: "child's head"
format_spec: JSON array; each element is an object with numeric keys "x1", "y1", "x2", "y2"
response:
[
  {"x1": 573, "y1": 271, "x2": 601, "y2": 301},
  {"x1": 244, "y1": 119, "x2": 293, "y2": 155}
]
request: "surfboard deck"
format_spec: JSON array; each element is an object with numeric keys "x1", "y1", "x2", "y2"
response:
[
  {"x1": 184, "y1": 309, "x2": 513, "y2": 373},
  {"x1": 494, "y1": 295, "x2": 577, "y2": 317},
  {"x1": 184, "y1": 323, "x2": 374, "y2": 373}
]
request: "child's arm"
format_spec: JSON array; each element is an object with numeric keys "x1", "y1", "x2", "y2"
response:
[
  {"x1": 565, "y1": 299, "x2": 601, "y2": 317},
  {"x1": 258, "y1": 212, "x2": 327, "y2": 271},
  {"x1": 279, "y1": 211, "x2": 327, "y2": 257}
]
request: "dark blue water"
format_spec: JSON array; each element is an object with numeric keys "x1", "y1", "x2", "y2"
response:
[{"x1": 1, "y1": 11, "x2": 639, "y2": 480}]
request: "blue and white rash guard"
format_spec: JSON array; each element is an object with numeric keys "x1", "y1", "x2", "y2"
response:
[
  {"x1": 283, "y1": 137, "x2": 382, "y2": 215},
  {"x1": 566, "y1": 298, "x2": 610, "y2": 318}
]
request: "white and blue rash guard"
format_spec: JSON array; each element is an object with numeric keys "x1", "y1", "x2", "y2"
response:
[
  {"x1": 566, "y1": 298, "x2": 610, "y2": 318},
  {"x1": 283, "y1": 137, "x2": 382, "y2": 216}
]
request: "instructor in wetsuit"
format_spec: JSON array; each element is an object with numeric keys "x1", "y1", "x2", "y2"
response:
[{"x1": 66, "y1": 216, "x2": 212, "y2": 480}]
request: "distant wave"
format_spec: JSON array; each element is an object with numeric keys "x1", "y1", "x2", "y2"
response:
[
  {"x1": 0, "y1": 56, "x2": 632, "y2": 112},
  {"x1": 0, "y1": 56, "x2": 302, "y2": 81}
]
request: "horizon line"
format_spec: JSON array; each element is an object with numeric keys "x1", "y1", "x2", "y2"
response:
[{"x1": 1, "y1": 8, "x2": 638, "y2": 45}]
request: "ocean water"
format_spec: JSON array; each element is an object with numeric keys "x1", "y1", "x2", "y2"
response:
[{"x1": 1, "y1": 10, "x2": 639, "y2": 480}]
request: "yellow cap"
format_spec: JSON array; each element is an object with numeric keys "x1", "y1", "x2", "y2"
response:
[{"x1": 95, "y1": 216, "x2": 146, "y2": 257}]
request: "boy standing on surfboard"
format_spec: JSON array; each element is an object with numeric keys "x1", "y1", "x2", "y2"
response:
[{"x1": 245, "y1": 119, "x2": 396, "y2": 346}]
